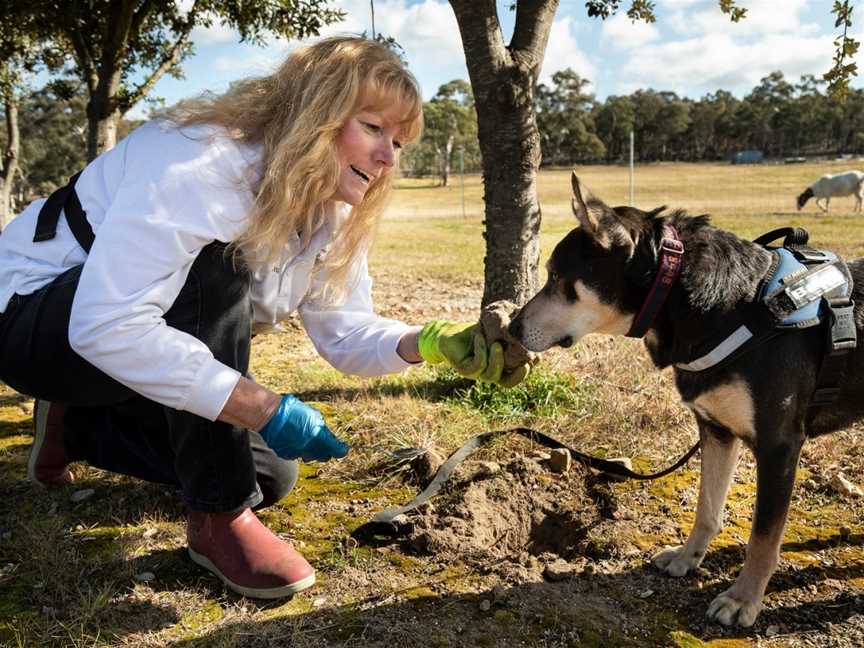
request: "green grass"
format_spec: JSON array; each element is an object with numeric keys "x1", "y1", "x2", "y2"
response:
[
  {"x1": 378, "y1": 161, "x2": 864, "y2": 278},
  {"x1": 445, "y1": 366, "x2": 593, "y2": 420}
]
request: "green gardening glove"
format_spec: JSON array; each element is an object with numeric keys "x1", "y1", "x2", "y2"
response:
[{"x1": 418, "y1": 320, "x2": 506, "y2": 383}]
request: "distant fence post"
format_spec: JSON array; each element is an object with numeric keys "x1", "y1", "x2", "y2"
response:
[
  {"x1": 629, "y1": 130, "x2": 635, "y2": 207},
  {"x1": 459, "y1": 145, "x2": 466, "y2": 219}
]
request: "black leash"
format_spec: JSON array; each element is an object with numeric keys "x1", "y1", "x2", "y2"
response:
[{"x1": 353, "y1": 427, "x2": 700, "y2": 540}]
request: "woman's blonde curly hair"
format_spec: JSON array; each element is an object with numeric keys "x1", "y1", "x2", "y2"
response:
[{"x1": 160, "y1": 36, "x2": 423, "y2": 304}]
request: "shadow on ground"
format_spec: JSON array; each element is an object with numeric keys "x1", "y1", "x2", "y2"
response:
[
  {"x1": 4, "y1": 467, "x2": 863, "y2": 647},
  {"x1": 161, "y1": 551, "x2": 864, "y2": 648}
]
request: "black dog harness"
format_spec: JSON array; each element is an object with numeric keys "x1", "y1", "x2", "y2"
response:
[{"x1": 673, "y1": 227, "x2": 856, "y2": 409}]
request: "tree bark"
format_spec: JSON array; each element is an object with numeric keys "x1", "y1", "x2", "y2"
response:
[
  {"x1": 0, "y1": 91, "x2": 21, "y2": 232},
  {"x1": 87, "y1": 84, "x2": 121, "y2": 160},
  {"x1": 449, "y1": 0, "x2": 558, "y2": 307},
  {"x1": 440, "y1": 133, "x2": 454, "y2": 187}
]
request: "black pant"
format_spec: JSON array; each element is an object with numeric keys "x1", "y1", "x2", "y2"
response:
[{"x1": 0, "y1": 243, "x2": 297, "y2": 513}]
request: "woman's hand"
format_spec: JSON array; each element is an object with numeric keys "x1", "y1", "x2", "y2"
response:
[
  {"x1": 417, "y1": 320, "x2": 509, "y2": 383},
  {"x1": 258, "y1": 394, "x2": 350, "y2": 462}
]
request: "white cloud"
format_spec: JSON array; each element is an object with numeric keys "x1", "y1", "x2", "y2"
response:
[
  {"x1": 540, "y1": 17, "x2": 596, "y2": 86},
  {"x1": 658, "y1": 0, "x2": 712, "y2": 9},
  {"x1": 620, "y1": 31, "x2": 836, "y2": 96},
  {"x1": 741, "y1": 0, "x2": 814, "y2": 35},
  {"x1": 207, "y1": 39, "x2": 307, "y2": 81},
  {"x1": 178, "y1": 0, "x2": 240, "y2": 45},
  {"x1": 600, "y1": 11, "x2": 661, "y2": 48},
  {"x1": 381, "y1": 1, "x2": 462, "y2": 52},
  {"x1": 666, "y1": 0, "x2": 813, "y2": 38},
  {"x1": 320, "y1": 0, "x2": 462, "y2": 55},
  {"x1": 319, "y1": 1, "x2": 467, "y2": 97},
  {"x1": 191, "y1": 20, "x2": 237, "y2": 45}
]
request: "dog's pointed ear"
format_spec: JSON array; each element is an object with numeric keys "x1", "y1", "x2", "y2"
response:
[
  {"x1": 571, "y1": 172, "x2": 605, "y2": 235},
  {"x1": 571, "y1": 172, "x2": 634, "y2": 255}
]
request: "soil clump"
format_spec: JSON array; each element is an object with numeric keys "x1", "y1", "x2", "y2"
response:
[{"x1": 403, "y1": 452, "x2": 625, "y2": 583}]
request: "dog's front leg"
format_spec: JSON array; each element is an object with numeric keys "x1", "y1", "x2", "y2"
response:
[
  {"x1": 653, "y1": 419, "x2": 741, "y2": 577},
  {"x1": 706, "y1": 433, "x2": 803, "y2": 627}
]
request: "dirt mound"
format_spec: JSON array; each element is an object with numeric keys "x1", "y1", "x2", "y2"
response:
[{"x1": 403, "y1": 453, "x2": 624, "y2": 581}]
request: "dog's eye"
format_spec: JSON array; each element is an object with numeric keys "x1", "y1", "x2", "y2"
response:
[{"x1": 548, "y1": 271, "x2": 559, "y2": 283}]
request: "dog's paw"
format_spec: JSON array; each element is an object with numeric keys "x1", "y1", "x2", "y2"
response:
[
  {"x1": 651, "y1": 545, "x2": 701, "y2": 577},
  {"x1": 706, "y1": 588, "x2": 762, "y2": 627}
]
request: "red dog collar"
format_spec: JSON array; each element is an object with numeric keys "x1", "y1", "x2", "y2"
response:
[{"x1": 626, "y1": 224, "x2": 684, "y2": 338}]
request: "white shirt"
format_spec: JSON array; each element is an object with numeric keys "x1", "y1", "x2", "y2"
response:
[{"x1": 0, "y1": 121, "x2": 415, "y2": 420}]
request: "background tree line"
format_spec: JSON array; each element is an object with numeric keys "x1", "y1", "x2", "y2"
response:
[
  {"x1": 403, "y1": 68, "x2": 864, "y2": 181},
  {"x1": 4, "y1": 66, "x2": 864, "y2": 213},
  {"x1": 548, "y1": 69, "x2": 864, "y2": 164},
  {"x1": 0, "y1": 81, "x2": 141, "y2": 215}
]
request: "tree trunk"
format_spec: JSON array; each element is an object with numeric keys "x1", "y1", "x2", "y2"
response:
[
  {"x1": 86, "y1": 78, "x2": 121, "y2": 160},
  {"x1": 0, "y1": 91, "x2": 21, "y2": 232},
  {"x1": 450, "y1": 0, "x2": 557, "y2": 307},
  {"x1": 87, "y1": 110, "x2": 119, "y2": 160},
  {"x1": 441, "y1": 134, "x2": 454, "y2": 187},
  {"x1": 475, "y1": 94, "x2": 543, "y2": 306}
]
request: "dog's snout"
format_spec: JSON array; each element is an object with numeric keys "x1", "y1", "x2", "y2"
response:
[{"x1": 508, "y1": 318, "x2": 524, "y2": 340}]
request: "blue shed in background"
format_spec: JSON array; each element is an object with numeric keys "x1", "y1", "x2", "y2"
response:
[{"x1": 732, "y1": 150, "x2": 764, "y2": 164}]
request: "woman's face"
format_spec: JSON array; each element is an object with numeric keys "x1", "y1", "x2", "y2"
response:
[{"x1": 332, "y1": 105, "x2": 405, "y2": 205}]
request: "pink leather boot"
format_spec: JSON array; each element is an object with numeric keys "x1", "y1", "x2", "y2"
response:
[
  {"x1": 187, "y1": 507, "x2": 315, "y2": 598},
  {"x1": 28, "y1": 400, "x2": 75, "y2": 486}
]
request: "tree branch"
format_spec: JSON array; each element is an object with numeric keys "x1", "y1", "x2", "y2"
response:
[
  {"x1": 63, "y1": 1, "x2": 98, "y2": 91},
  {"x1": 509, "y1": 0, "x2": 559, "y2": 80},
  {"x1": 448, "y1": 0, "x2": 510, "y2": 76},
  {"x1": 101, "y1": 0, "x2": 139, "y2": 74},
  {"x1": 510, "y1": 0, "x2": 558, "y2": 55},
  {"x1": 718, "y1": 0, "x2": 747, "y2": 22},
  {"x1": 824, "y1": 0, "x2": 859, "y2": 102},
  {"x1": 129, "y1": 0, "x2": 160, "y2": 40},
  {"x1": 120, "y1": 27, "x2": 193, "y2": 113},
  {"x1": 1, "y1": 84, "x2": 19, "y2": 181}
]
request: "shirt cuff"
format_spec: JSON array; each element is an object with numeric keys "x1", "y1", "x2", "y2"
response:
[
  {"x1": 183, "y1": 358, "x2": 243, "y2": 421},
  {"x1": 379, "y1": 324, "x2": 423, "y2": 372}
]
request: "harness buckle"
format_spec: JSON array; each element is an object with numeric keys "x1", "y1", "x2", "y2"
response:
[
  {"x1": 828, "y1": 301, "x2": 857, "y2": 355},
  {"x1": 660, "y1": 237, "x2": 683, "y2": 256},
  {"x1": 793, "y1": 247, "x2": 832, "y2": 264}
]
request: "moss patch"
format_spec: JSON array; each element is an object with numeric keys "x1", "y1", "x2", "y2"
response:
[{"x1": 176, "y1": 599, "x2": 224, "y2": 641}]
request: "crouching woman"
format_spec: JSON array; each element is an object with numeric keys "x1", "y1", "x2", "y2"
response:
[{"x1": 0, "y1": 37, "x2": 524, "y2": 599}]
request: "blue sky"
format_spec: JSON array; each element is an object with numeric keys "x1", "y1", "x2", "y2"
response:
[{"x1": 130, "y1": 0, "x2": 863, "y2": 118}]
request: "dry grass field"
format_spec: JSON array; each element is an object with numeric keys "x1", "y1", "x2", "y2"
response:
[{"x1": 2, "y1": 160, "x2": 864, "y2": 647}]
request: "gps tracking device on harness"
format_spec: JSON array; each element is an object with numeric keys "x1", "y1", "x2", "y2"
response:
[{"x1": 675, "y1": 226, "x2": 856, "y2": 409}]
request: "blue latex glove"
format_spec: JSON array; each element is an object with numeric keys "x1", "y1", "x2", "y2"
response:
[{"x1": 258, "y1": 395, "x2": 349, "y2": 462}]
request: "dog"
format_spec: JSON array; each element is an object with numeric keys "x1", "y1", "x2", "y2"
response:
[{"x1": 509, "y1": 172, "x2": 864, "y2": 627}]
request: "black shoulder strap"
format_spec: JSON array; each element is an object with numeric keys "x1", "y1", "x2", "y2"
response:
[
  {"x1": 33, "y1": 172, "x2": 95, "y2": 253},
  {"x1": 753, "y1": 226, "x2": 809, "y2": 248},
  {"x1": 754, "y1": 227, "x2": 833, "y2": 265}
]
